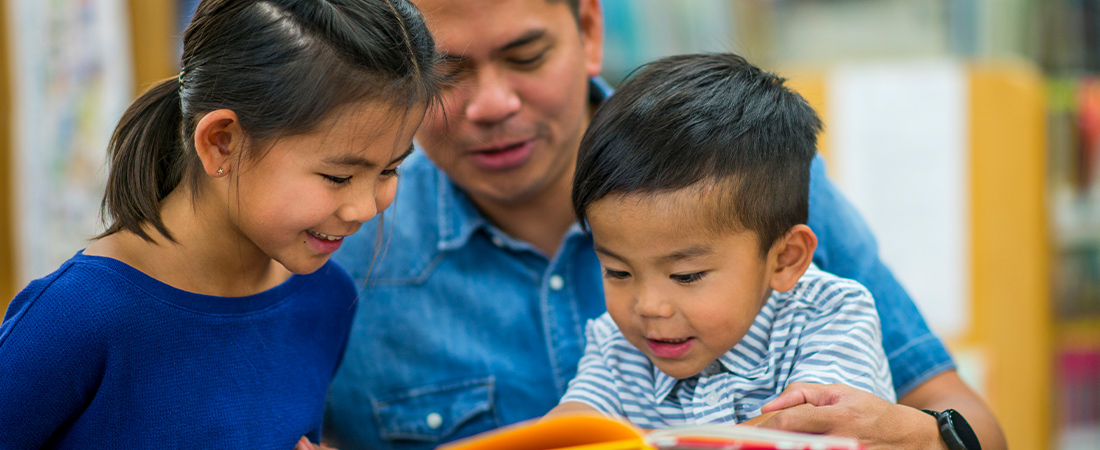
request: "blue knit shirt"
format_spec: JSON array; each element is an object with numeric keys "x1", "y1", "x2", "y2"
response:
[{"x1": 0, "y1": 252, "x2": 357, "y2": 449}]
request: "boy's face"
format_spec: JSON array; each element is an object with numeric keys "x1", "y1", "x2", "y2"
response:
[{"x1": 587, "y1": 189, "x2": 778, "y2": 379}]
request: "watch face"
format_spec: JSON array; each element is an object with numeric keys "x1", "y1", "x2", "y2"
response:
[{"x1": 946, "y1": 409, "x2": 981, "y2": 450}]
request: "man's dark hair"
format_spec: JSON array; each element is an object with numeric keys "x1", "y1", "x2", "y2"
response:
[{"x1": 572, "y1": 52, "x2": 822, "y2": 255}]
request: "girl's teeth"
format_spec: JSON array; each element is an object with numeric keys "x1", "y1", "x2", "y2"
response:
[{"x1": 310, "y1": 231, "x2": 343, "y2": 241}]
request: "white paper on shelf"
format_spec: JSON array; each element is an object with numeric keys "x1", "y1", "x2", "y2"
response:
[{"x1": 826, "y1": 60, "x2": 970, "y2": 340}]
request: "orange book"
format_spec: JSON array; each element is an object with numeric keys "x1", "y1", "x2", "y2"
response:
[{"x1": 437, "y1": 414, "x2": 863, "y2": 450}]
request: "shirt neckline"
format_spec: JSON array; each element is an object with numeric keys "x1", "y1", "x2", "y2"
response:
[{"x1": 73, "y1": 251, "x2": 313, "y2": 315}]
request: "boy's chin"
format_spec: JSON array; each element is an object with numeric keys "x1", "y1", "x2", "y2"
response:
[{"x1": 653, "y1": 360, "x2": 708, "y2": 380}]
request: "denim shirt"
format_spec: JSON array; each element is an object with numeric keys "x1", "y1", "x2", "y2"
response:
[{"x1": 323, "y1": 79, "x2": 954, "y2": 450}]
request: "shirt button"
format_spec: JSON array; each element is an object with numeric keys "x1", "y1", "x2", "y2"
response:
[
  {"x1": 706, "y1": 361, "x2": 724, "y2": 375},
  {"x1": 491, "y1": 236, "x2": 504, "y2": 247},
  {"x1": 425, "y1": 412, "x2": 443, "y2": 429},
  {"x1": 704, "y1": 392, "x2": 722, "y2": 406},
  {"x1": 549, "y1": 274, "x2": 564, "y2": 291}
]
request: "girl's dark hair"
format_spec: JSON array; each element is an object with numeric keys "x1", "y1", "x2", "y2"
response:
[
  {"x1": 572, "y1": 52, "x2": 822, "y2": 256},
  {"x1": 99, "y1": 0, "x2": 440, "y2": 242}
]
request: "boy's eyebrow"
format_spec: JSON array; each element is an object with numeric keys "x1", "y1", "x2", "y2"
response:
[
  {"x1": 656, "y1": 245, "x2": 716, "y2": 264},
  {"x1": 593, "y1": 244, "x2": 715, "y2": 263},
  {"x1": 324, "y1": 144, "x2": 414, "y2": 168}
]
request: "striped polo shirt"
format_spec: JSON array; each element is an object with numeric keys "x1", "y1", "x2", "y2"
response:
[{"x1": 559, "y1": 266, "x2": 896, "y2": 428}]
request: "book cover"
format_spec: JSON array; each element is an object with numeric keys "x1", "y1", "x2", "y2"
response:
[{"x1": 436, "y1": 414, "x2": 863, "y2": 450}]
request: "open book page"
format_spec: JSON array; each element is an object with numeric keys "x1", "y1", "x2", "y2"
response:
[
  {"x1": 436, "y1": 414, "x2": 863, "y2": 450},
  {"x1": 645, "y1": 425, "x2": 861, "y2": 450}
]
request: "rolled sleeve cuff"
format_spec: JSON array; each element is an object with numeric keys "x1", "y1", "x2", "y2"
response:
[{"x1": 887, "y1": 333, "x2": 956, "y2": 397}]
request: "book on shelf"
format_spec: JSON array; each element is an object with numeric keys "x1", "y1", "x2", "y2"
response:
[{"x1": 437, "y1": 414, "x2": 863, "y2": 450}]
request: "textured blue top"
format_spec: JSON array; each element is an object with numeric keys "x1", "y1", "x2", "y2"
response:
[
  {"x1": 0, "y1": 252, "x2": 357, "y2": 449},
  {"x1": 561, "y1": 266, "x2": 895, "y2": 428}
]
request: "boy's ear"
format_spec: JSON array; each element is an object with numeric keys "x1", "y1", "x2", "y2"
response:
[
  {"x1": 193, "y1": 109, "x2": 243, "y2": 178},
  {"x1": 768, "y1": 224, "x2": 818, "y2": 293}
]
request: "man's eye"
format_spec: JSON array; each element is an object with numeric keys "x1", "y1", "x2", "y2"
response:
[
  {"x1": 511, "y1": 49, "x2": 547, "y2": 67},
  {"x1": 670, "y1": 272, "x2": 707, "y2": 284},
  {"x1": 604, "y1": 269, "x2": 630, "y2": 280},
  {"x1": 323, "y1": 175, "x2": 352, "y2": 185}
]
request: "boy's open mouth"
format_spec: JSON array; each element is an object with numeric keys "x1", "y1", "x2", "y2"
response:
[{"x1": 646, "y1": 337, "x2": 694, "y2": 359}]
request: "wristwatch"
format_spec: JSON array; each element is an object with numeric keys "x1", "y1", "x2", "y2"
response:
[{"x1": 921, "y1": 409, "x2": 981, "y2": 450}]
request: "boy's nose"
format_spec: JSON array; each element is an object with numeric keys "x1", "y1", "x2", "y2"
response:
[{"x1": 635, "y1": 290, "x2": 675, "y2": 318}]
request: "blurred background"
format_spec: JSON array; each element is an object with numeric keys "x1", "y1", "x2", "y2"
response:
[{"x1": 0, "y1": 0, "x2": 1095, "y2": 448}]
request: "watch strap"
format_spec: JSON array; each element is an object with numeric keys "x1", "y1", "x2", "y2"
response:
[{"x1": 922, "y1": 409, "x2": 981, "y2": 450}]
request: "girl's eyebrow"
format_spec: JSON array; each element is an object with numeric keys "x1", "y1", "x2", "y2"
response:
[{"x1": 324, "y1": 144, "x2": 414, "y2": 168}]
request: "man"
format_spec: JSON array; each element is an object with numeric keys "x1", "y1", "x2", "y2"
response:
[{"x1": 324, "y1": 1, "x2": 1007, "y2": 449}]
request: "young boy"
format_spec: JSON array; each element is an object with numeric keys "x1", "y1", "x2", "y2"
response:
[{"x1": 548, "y1": 53, "x2": 895, "y2": 428}]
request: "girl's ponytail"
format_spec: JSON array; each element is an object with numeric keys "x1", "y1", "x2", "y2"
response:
[{"x1": 98, "y1": 76, "x2": 194, "y2": 243}]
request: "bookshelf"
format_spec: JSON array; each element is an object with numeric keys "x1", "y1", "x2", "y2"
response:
[
  {"x1": 1, "y1": 2, "x2": 14, "y2": 306},
  {"x1": 784, "y1": 62, "x2": 1051, "y2": 450},
  {"x1": 0, "y1": 1, "x2": 176, "y2": 316}
]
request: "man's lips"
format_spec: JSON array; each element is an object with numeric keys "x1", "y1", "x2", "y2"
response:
[{"x1": 467, "y1": 139, "x2": 535, "y2": 171}]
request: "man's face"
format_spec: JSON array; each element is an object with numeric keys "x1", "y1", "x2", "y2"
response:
[{"x1": 412, "y1": 0, "x2": 603, "y2": 207}]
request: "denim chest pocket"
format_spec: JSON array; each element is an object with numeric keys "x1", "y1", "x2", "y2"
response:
[{"x1": 372, "y1": 376, "x2": 498, "y2": 444}]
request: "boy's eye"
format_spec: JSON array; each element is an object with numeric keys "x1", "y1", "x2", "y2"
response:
[
  {"x1": 670, "y1": 272, "x2": 707, "y2": 284},
  {"x1": 603, "y1": 269, "x2": 631, "y2": 280},
  {"x1": 323, "y1": 174, "x2": 352, "y2": 185}
]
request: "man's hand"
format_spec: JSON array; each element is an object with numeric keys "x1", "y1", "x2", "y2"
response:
[{"x1": 754, "y1": 383, "x2": 948, "y2": 450}]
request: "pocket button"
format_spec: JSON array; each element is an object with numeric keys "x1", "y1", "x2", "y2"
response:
[{"x1": 426, "y1": 412, "x2": 443, "y2": 430}]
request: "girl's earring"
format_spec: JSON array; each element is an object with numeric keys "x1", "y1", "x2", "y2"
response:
[{"x1": 216, "y1": 168, "x2": 224, "y2": 176}]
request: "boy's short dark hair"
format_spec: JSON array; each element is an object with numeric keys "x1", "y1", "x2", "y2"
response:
[{"x1": 572, "y1": 52, "x2": 822, "y2": 255}]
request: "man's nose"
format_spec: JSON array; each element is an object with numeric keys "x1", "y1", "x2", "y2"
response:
[{"x1": 464, "y1": 68, "x2": 521, "y2": 124}]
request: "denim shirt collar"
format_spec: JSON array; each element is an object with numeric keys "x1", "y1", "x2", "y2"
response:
[
  {"x1": 433, "y1": 76, "x2": 612, "y2": 253},
  {"x1": 435, "y1": 170, "x2": 487, "y2": 252},
  {"x1": 651, "y1": 290, "x2": 779, "y2": 403}
]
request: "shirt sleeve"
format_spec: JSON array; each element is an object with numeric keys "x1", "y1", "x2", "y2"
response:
[
  {"x1": 786, "y1": 277, "x2": 897, "y2": 403},
  {"x1": 559, "y1": 317, "x2": 624, "y2": 416},
  {"x1": 0, "y1": 278, "x2": 106, "y2": 448},
  {"x1": 806, "y1": 155, "x2": 955, "y2": 396}
]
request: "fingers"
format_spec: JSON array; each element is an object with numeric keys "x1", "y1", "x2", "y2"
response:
[
  {"x1": 762, "y1": 382, "x2": 845, "y2": 412},
  {"x1": 754, "y1": 403, "x2": 845, "y2": 436},
  {"x1": 296, "y1": 437, "x2": 337, "y2": 450}
]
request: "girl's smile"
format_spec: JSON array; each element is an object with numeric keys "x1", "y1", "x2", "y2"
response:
[{"x1": 306, "y1": 230, "x2": 348, "y2": 254}]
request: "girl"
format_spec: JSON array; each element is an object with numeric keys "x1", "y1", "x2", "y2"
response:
[{"x1": 0, "y1": 0, "x2": 438, "y2": 448}]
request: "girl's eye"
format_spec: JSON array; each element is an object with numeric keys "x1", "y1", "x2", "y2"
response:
[
  {"x1": 603, "y1": 269, "x2": 631, "y2": 280},
  {"x1": 671, "y1": 272, "x2": 707, "y2": 284},
  {"x1": 323, "y1": 175, "x2": 352, "y2": 185},
  {"x1": 381, "y1": 167, "x2": 399, "y2": 177}
]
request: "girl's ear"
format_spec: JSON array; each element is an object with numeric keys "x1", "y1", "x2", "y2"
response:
[
  {"x1": 767, "y1": 224, "x2": 818, "y2": 293},
  {"x1": 193, "y1": 109, "x2": 244, "y2": 178}
]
